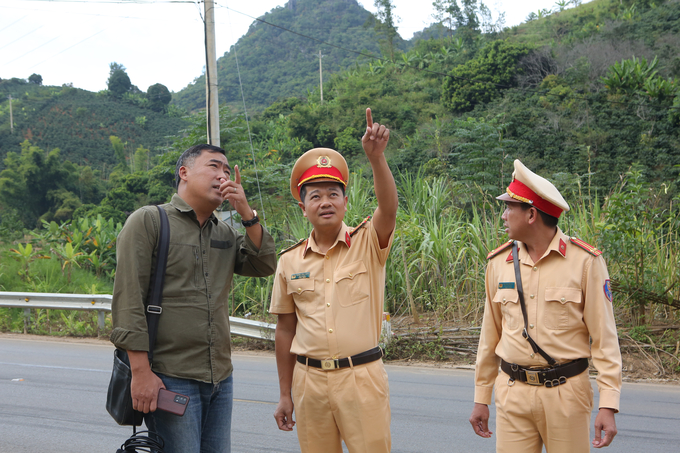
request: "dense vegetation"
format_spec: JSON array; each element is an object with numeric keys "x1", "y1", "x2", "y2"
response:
[
  {"x1": 172, "y1": 0, "x2": 410, "y2": 112},
  {"x1": 1, "y1": 0, "x2": 679, "y2": 370},
  {"x1": 0, "y1": 72, "x2": 188, "y2": 171}
]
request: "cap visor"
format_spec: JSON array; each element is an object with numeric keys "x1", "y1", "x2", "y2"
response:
[{"x1": 496, "y1": 193, "x2": 517, "y2": 202}]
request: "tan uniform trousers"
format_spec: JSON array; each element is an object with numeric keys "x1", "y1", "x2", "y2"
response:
[
  {"x1": 292, "y1": 359, "x2": 391, "y2": 453},
  {"x1": 495, "y1": 370, "x2": 594, "y2": 453}
]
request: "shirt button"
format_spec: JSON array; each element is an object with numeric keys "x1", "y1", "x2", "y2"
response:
[
  {"x1": 325, "y1": 256, "x2": 330, "y2": 260},
  {"x1": 530, "y1": 353, "x2": 535, "y2": 358},
  {"x1": 502, "y1": 297, "x2": 506, "y2": 302},
  {"x1": 529, "y1": 324, "x2": 534, "y2": 329},
  {"x1": 533, "y1": 267, "x2": 538, "y2": 271},
  {"x1": 348, "y1": 272, "x2": 353, "y2": 278},
  {"x1": 332, "y1": 355, "x2": 338, "y2": 359},
  {"x1": 205, "y1": 272, "x2": 208, "y2": 277},
  {"x1": 530, "y1": 294, "x2": 535, "y2": 299},
  {"x1": 326, "y1": 303, "x2": 331, "y2": 307},
  {"x1": 297, "y1": 288, "x2": 302, "y2": 293},
  {"x1": 561, "y1": 297, "x2": 566, "y2": 302},
  {"x1": 326, "y1": 278, "x2": 330, "y2": 283},
  {"x1": 328, "y1": 328, "x2": 333, "y2": 333}
]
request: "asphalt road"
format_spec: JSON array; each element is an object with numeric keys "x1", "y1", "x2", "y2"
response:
[{"x1": 0, "y1": 335, "x2": 679, "y2": 452}]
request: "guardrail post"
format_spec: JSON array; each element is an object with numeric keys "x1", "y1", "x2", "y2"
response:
[
  {"x1": 23, "y1": 308, "x2": 30, "y2": 334},
  {"x1": 97, "y1": 311, "x2": 106, "y2": 332}
]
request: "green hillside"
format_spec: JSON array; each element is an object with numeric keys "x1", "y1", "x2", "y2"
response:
[
  {"x1": 0, "y1": 78, "x2": 188, "y2": 170},
  {"x1": 173, "y1": 0, "x2": 409, "y2": 112}
]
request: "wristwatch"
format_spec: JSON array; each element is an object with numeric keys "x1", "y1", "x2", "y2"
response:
[{"x1": 241, "y1": 210, "x2": 259, "y2": 227}]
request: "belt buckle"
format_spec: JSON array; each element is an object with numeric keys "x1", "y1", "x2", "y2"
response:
[
  {"x1": 525, "y1": 369, "x2": 541, "y2": 386},
  {"x1": 321, "y1": 359, "x2": 337, "y2": 371}
]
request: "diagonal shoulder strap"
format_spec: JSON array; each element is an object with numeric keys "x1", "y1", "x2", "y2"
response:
[
  {"x1": 512, "y1": 241, "x2": 557, "y2": 366},
  {"x1": 146, "y1": 205, "x2": 170, "y2": 365}
]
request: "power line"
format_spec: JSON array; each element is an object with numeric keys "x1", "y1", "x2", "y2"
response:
[
  {"x1": 4, "y1": 36, "x2": 59, "y2": 65},
  {"x1": 28, "y1": 30, "x2": 106, "y2": 69},
  {"x1": 0, "y1": 26, "x2": 43, "y2": 51},
  {"x1": 0, "y1": 15, "x2": 27, "y2": 33}
]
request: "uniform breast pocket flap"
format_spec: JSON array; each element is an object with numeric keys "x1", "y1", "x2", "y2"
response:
[
  {"x1": 544, "y1": 287, "x2": 581, "y2": 330},
  {"x1": 286, "y1": 278, "x2": 316, "y2": 316},
  {"x1": 335, "y1": 260, "x2": 369, "y2": 307},
  {"x1": 286, "y1": 278, "x2": 315, "y2": 297},
  {"x1": 492, "y1": 288, "x2": 519, "y2": 306},
  {"x1": 544, "y1": 287, "x2": 582, "y2": 305},
  {"x1": 493, "y1": 288, "x2": 520, "y2": 330}
]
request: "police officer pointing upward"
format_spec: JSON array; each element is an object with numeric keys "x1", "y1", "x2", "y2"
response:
[
  {"x1": 470, "y1": 160, "x2": 622, "y2": 453},
  {"x1": 270, "y1": 108, "x2": 398, "y2": 453}
]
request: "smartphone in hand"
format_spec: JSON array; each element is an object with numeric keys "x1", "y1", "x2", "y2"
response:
[{"x1": 157, "y1": 388, "x2": 190, "y2": 416}]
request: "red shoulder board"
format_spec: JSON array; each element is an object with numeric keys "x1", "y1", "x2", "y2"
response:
[
  {"x1": 487, "y1": 240, "x2": 513, "y2": 260},
  {"x1": 278, "y1": 237, "x2": 307, "y2": 256},
  {"x1": 350, "y1": 215, "x2": 372, "y2": 237},
  {"x1": 569, "y1": 237, "x2": 603, "y2": 256}
]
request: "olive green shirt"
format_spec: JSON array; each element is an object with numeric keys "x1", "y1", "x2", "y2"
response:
[{"x1": 110, "y1": 194, "x2": 276, "y2": 383}]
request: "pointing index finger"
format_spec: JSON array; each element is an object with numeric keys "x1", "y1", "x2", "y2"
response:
[
  {"x1": 366, "y1": 108, "x2": 373, "y2": 129},
  {"x1": 235, "y1": 165, "x2": 241, "y2": 185}
]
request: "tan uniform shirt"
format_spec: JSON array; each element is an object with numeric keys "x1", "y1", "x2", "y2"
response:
[
  {"x1": 269, "y1": 219, "x2": 393, "y2": 359},
  {"x1": 474, "y1": 228, "x2": 622, "y2": 411}
]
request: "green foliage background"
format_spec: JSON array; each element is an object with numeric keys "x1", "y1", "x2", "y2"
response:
[{"x1": 1, "y1": 0, "x2": 680, "y2": 344}]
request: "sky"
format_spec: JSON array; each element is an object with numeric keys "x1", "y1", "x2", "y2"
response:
[{"x1": 0, "y1": 0, "x2": 583, "y2": 94}]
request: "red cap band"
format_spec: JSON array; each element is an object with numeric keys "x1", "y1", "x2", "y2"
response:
[
  {"x1": 297, "y1": 165, "x2": 347, "y2": 196},
  {"x1": 506, "y1": 179, "x2": 563, "y2": 218}
]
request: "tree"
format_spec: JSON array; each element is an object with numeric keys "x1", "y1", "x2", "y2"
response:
[
  {"x1": 28, "y1": 73, "x2": 43, "y2": 85},
  {"x1": 107, "y1": 62, "x2": 132, "y2": 98},
  {"x1": 147, "y1": 83, "x2": 172, "y2": 112},
  {"x1": 442, "y1": 39, "x2": 530, "y2": 112},
  {"x1": 372, "y1": 0, "x2": 399, "y2": 61}
]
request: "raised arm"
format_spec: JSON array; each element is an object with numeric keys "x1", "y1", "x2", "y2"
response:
[{"x1": 361, "y1": 108, "x2": 398, "y2": 248}]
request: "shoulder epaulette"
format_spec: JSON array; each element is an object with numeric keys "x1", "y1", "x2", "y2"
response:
[
  {"x1": 569, "y1": 237, "x2": 603, "y2": 256},
  {"x1": 278, "y1": 237, "x2": 307, "y2": 256},
  {"x1": 487, "y1": 240, "x2": 513, "y2": 260},
  {"x1": 349, "y1": 215, "x2": 372, "y2": 237}
]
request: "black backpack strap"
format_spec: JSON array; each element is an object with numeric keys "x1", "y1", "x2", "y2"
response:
[
  {"x1": 512, "y1": 241, "x2": 557, "y2": 367},
  {"x1": 146, "y1": 205, "x2": 170, "y2": 365}
]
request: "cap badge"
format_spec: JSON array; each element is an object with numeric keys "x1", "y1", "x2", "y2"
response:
[{"x1": 317, "y1": 156, "x2": 332, "y2": 168}]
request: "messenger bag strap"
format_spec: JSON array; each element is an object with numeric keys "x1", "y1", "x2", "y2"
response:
[
  {"x1": 512, "y1": 241, "x2": 557, "y2": 367},
  {"x1": 146, "y1": 205, "x2": 170, "y2": 365}
]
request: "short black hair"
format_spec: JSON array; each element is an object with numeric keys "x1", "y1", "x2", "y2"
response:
[
  {"x1": 299, "y1": 182, "x2": 346, "y2": 203},
  {"x1": 518, "y1": 202, "x2": 559, "y2": 228},
  {"x1": 174, "y1": 144, "x2": 227, "y2": 188}
]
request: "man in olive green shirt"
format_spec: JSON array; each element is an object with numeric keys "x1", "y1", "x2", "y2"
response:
[{"x1": 111, "y1": 144, "x2": 276, "y2": 453}]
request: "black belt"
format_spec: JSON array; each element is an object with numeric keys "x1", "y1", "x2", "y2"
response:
[
  {"x1": 297, "y1": 346, "x2": 383, "y2": 371},
  {"x1": 501, "y1": 358, "x2": 589, "y2": 388}
]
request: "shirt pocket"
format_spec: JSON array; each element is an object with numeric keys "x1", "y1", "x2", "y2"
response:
[
  {"x1": 544, "y1": 287, "x2": 582, "y2": 330},
  {"x1": 286, "y1": 278, "x2": 317, "y2": 317},
  {"x1": 166, "y1": 243, "x2": 202, "y2": 291},
  {"x1": 492, "y1": 288, "x2": 520, "y2": 330},
  {"x1": 335, "y1": 260, "x2": 369, "y2": 307}
]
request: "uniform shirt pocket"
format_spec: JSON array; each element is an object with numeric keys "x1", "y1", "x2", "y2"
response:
[
  {"x1": 286, "y1": 278, "x2": 317, "y2": 317},
  {"x1": 335, "y1": 260, "x2": 369, "y2": 307},
  {"x1": 544, "y1": 287, "x2": 582, "y2": 330},
  {"x1": 492, "y1": 288, "x2": 520, "y2": 330}
]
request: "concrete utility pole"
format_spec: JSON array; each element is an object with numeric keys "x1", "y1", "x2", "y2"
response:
[
  {"x1": 204, "y1": 0, "x2": 220, "y2": 146},
  {"x1": 318, "y1": 50, "x2": 324, "y2": 104},
  {"x1": 9, "y1": 95, "x2": 13, "y2": 134}
]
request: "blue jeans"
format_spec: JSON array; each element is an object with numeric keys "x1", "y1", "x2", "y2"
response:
[{"x1": 145, "y1": 374, "x2": 233, "y2": 453}]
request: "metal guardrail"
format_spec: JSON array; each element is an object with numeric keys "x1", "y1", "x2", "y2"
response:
[{"x1": 0, "y1": 291, "x2": 276, "y2": 340}]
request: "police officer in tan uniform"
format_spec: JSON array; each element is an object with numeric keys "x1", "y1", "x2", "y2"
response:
[
  {"x1": 270, "y1": 108, "x2": 398, "y2": 453},
  {"x1": 469, "y1": 160, "x2": 622, "y2": 453}
]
